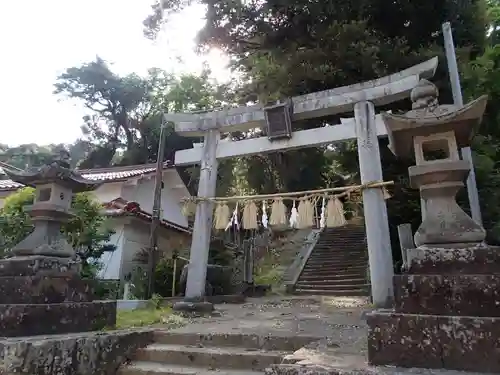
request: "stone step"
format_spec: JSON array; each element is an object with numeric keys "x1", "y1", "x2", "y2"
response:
[
  {"x1": 298, "y1": 272, "x2": 366, "y2": 281},
  {"x1": 315, "y1": 239, "x2": 365, "y2": 244},
  {"x1": 309, "y1": 254, "x2": 367, "y2": 260},
  {"x1": 301, "y1": 265, "x2": 367, "y2": 274},
  {"x1": 317, "y1": 235, "x2": 364, "y2": 238},
  {"x1": 313, "y1": 243, "x2": 365, "y2": 248},
  {"x1": 310, "y1": 255, "x2": 366, "y2": 260},
  {"x1": 317, "y1": 234, "x2": 364, "y2": 239},
  {"x1": 311, "y1": 248, "x2": 366, "y2": 254},
  {"x1": 134, "y1": 344, "x2": 291, "y2": 371},
  {"x1": 295, "y1": 283, "x2": 370, "y2": 291},
  {"x1": 294, "y1": 288, "x2": 369, "y2": 296},
  {"x1": 152, "y1": 331, "x2": 317, "y2": 351},
  {"x1": 306, "y1": 260, "x2": 368, "y2": 267},
  {"x1": 119, "y1": 362, "x2": 263, "y2": 375},
  {"x1": 320, "y1": 230, "x2": 364, "y2": 234},
  {"x1": 295, "y1": 278, "x2": 367, "y2": 286}
]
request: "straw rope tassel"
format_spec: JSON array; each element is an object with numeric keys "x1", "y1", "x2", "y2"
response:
[
  {"x1": 270, "y1": 198, "x2": 287, "y2": 226},
  {"x1": 297, "y1": 197, "x2": 314, "y2": 228},
  {"x1": 225, "y1": 202, "x2": 239, "y2": 231},
  {"x1": 326, "y1": 197, "x2": 347, "y2": 227},
  {"x1": 181, "y1": 201, "x2": 197, "y2": 218},
  {"x1": 383, "y1": 187, "x2": 392, "y2": 200},
  {"x1": 261, "y1": 201, "x2": 269, "y2": 228},
  {"x1": 320, "y1": 197, "x2": 326, "y2": 228},
  {"x1": 289, "y1": 200, "x2": 298, "y2": 228},
  {"x1": 243, "y1": 201, "x2": 259, "y2": 229},
  {"x1": 213, "y1": 201, "x2": 230, "y2": 230}
]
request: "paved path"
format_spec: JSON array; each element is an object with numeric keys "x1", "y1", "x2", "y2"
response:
[{"x1": 170, "y1": 296, "x2": 370, "y2": 356}]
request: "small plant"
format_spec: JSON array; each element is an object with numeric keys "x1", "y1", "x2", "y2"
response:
[
  {"x1": 115, "y1": 307, "x2": 186, "y2": 329},
  {"x1": 147, "y1": 293, "x2": 163, "y2": 310}
]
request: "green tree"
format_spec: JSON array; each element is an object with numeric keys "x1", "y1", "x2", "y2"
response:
[
  {"x1": 54, "y1": 57, "x2": 227, "y2": 169},
  {"x1": 0, "y1": 142, "x2": 91, "y2": 170},
  {"x1": 143, "y1": 0, "x2": 490, "y2": 264},
  {"x1": 462, "y1": 43, "x2": 500, "y2": 242},
  {"x1": 0, "y1": 188, "x2": 115, "y2": 276}
]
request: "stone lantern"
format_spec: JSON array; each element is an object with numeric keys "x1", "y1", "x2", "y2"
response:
[
  {"x1": 9, "y1": 151, "x2": 100, "y2": 259},
  {"x1": 383, "y1": 79, "x2": 487, "y2": 247},
  {"x1": 367, "y1": 80, "x2": 500, "y2": 373},
  {"x1": 0, "y1": 151, "x2": 116, "y2": 337}
]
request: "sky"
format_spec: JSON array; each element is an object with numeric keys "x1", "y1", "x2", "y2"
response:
[{"x1": 0, "y1": 0, "x2": 230, "y2": 147}]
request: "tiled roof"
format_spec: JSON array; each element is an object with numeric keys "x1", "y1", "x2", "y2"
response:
[
  {"x1": 102, "y1": 198, "x2": 192, "y2": 234},
  {"x1": 0, "y1": 162, "x2": 173, "y2": 192},
  {"x1": 0, "y1": 179, "x2": 23, "y2": 191}
]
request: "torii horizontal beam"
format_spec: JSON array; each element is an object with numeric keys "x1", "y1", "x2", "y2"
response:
[
  {"x1": 165, "y1": 57, "x2": 438, "y2": 137},
  {"x1": 174, "y1": 114, "x2": 387, "y2": 166}
]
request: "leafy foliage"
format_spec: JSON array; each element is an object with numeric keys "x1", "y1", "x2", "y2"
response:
[{"x1": 53, "y1": 58, "x2": 227, "y2": 170}]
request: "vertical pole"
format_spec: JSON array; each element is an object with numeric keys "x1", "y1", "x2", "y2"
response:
[
  {"x1": 242, "y1": 240, "x2": 249, "y2": 284},
  {"x1": 172, "y1": 258, "x2": 177, "y2": 297},
  {"x1": 146, "y1": 120, "x2": 168, "y2": 299},
  {"x1": 355, "y1": 101, "x2": 394, "y2": 307},
  {"x1": 397, "y1": 223, "x2": 414, "y2": 271},
  {"x1": 442, "y1": 22, "x2": 482, "y2": 225},
  {"x1": 243, "y1": 238, "x2": 255, "y2": 285},
  {"x1": 184, "y1": 129, "x2": 220, "y2": 300}
]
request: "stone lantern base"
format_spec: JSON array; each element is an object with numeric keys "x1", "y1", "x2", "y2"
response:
[
  {"x1": 0, "y1": 255, "x2": 116, "y2": 337},
  {"x1": 367, "y1": 243, "x2": 500, "y2": 373}
]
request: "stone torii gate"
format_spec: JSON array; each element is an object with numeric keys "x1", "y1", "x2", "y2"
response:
[{"x1": 165, "y1": 57, "x2": 438, "y2": 308}]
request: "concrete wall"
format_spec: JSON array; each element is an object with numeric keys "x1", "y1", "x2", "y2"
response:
[
  {"x1": 121, "y1": 170, "x2": 189, "y2": 228},
  {"x1": 98, "y1": 217, "x2": 191, "y2": 281},
  {"x1": 97, "y1": 221, "x2": 126, "y2": 280}
]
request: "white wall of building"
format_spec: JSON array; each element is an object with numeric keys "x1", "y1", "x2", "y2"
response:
[
  {"x1": 120, "y1": 170, "x2": 189, "y2": 228},
  {"x1": 97, "y1": 221, "x2": 126, "y2": 280}
]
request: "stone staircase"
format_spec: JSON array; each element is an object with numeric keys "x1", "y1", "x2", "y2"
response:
[
  {"x1": 118, "y1": 331, "x2": 316, "y2": 375},
  {"x1": 293, "y1": 224, "x2": 370, "y2": 296}
]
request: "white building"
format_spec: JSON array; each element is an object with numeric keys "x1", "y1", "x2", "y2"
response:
[{"x1": 0, "y1": 162, "x2": 192, "y2": 281}]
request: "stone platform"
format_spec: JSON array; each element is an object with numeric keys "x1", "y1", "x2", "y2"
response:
[
  {"x1": 0, "y1": 256, "x2": 117, "y2": 337},
  {"x1": 367, "y1": 244, "x2": 500, "y2": 373},
  {"x1": 0, "y1": 329, "x2": 154, "y2": 375}
]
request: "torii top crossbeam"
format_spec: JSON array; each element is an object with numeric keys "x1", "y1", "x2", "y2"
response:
[{"x1": 165, "y1": 57, "x2": 438, "y2": 137}]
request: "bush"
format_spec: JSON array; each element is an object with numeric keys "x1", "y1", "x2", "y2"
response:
[{"x1": 94, "y1": 279, "x2": 121, "y2": 300}]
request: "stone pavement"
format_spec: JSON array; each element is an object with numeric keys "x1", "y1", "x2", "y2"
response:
[{"x1": 173, "y1": 295, "x2": 369, "y2": 356}]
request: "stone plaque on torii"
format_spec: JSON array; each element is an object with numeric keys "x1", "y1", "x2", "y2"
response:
[{"x1": 166, "y1": 57, "x2": 439, "y2": 309}]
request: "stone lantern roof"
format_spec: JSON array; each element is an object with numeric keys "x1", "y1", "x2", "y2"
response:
[
  {"x1": 382, "y1": 79, "x2": 488, "y2": 159},
  {"x1": 3, "y1": 150, "x2": 101, "y2": 193}
]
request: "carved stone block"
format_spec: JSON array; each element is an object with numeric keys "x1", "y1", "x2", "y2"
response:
[
  {"x1": 367, "y1": 311, "x2": 500, "y2": 373},
  {"x1": 394, "y1": 274, "x2": 500, "y2": 316}
]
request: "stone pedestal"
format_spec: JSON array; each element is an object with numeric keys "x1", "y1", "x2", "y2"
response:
[
  {"x1": 0, "y1": 256, "x2": 116, "y2": 337},
  {"x1": 367, "y1": 243, "x2": 500, "y2": 373}
]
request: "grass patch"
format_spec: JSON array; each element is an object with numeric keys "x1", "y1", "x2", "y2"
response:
[
  {"x1": 254, "y1": 262, "x2": 283, "y2": 286},
  {"x1": 116, "y1": 307, "x2": 186, "y2": 329}
]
